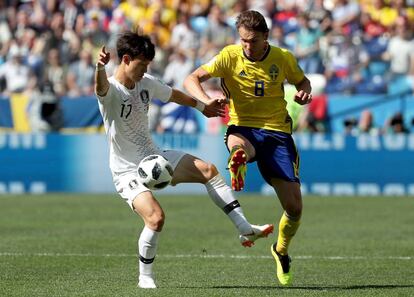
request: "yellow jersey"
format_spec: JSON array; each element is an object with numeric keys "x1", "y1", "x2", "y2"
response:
[{"x1": 202, "y1": 44, "x2": 304, "y2": 133}]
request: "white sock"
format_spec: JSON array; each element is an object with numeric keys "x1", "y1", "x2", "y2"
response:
[
  {"x1": 205, "y1": 174, "x2": 252, "y2": 235},
  {"x1": 138, "y1": 226, "x2": 160, "y2": 278}
]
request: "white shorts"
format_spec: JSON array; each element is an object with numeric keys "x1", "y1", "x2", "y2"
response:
[{"x1": 113, "y1": 150, "x2": 186, "y2": 209}]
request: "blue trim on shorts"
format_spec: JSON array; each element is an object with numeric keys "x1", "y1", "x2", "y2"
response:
[{"x1": 225, "y1": 125, "x2": 300, "y2": 184}]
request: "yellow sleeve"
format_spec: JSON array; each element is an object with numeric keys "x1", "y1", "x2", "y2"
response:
[
  {"x1": 201, "y1": 48, "x2": 229, "y2": 78},
  {"x1": 284, "y1": 50, "x2": 305, "y2": 85}
]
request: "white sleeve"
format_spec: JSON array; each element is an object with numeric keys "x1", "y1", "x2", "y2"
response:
[
  {"x1": 148, "y1": 75, "x2": 172, "y2": 103},
  {"x1": 96, "y1": 82, "x2": 115, "y2": 104}
]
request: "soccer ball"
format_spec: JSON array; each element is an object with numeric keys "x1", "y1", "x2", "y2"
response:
[{"x1": 137, "y1": 155, "x2": 173, "y2": 190}]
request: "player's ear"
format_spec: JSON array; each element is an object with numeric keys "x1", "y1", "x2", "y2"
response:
[
  {"x1": 122, "y1": 55, "x2": 132, "y2": 65},
  {"x1": 264, "y1": 31, "x2": 269, "y2": 41}
]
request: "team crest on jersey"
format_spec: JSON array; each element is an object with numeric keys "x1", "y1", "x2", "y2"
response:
[
  {"x1": 129, "y1": 179, "x2": 139, "y2": 190},
  {"x1": 269, "y1": 64, "x2": 279, "y2": 81},
  {"x1": 140, "y1": 90, "x2": 150, "y2": 104}
]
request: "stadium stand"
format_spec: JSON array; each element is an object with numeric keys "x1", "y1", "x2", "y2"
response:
[{"x1": 0, "y1": 0, "x2": 413, "y2": 134}]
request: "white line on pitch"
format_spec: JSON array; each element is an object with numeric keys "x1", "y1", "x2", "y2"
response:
[{"x1": 0, "y1": 252, "x2": 412, "y2": 260}]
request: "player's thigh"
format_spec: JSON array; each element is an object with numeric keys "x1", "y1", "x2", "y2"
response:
[
  {"x1": 256, "y1": 132, "x2": 300, "y2": 184},
  {"x1": 170, "y1": 154, "x2": 218, "y2": 184},
  {"x1": 114, "y1": 172, "x2": 151, "y2": 209},
  {"x1": 225, "y1": 128, "x2": 256, "y2": 159},
  {"x1": 271, "y1": 178, "x2": 302, "y2": 217}
]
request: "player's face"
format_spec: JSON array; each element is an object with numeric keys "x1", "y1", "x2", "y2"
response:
[
  {"x1": 126, "y1": 56, "x2": 151, "y2": 82},
  {"x1": 238, "y1": 26, "x2": 268, "y2": 61}
]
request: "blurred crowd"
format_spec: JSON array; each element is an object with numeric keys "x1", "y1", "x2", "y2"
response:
[{"x1": 0, "y1": 0, "x2": 413, "y2": 134}]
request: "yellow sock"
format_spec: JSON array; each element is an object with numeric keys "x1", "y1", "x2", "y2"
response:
[{"x1": 276, "y1": 212, "x2": 301, "y2": 255}]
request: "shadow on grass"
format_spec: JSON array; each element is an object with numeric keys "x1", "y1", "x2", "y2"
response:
[{"x1": 205, "y1": 284, "x2": 414, "y2": 290}]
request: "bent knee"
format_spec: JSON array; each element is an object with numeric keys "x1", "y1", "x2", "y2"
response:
[
  {"x1": 285, "y1": 203, "x2": 302, "y2": 218},
  {"x1": 199, "y1": 162, "x2": 219, "y2": 182},
  {"x1": 145, "y1": 211, "x2": 165, "y2": 231}
]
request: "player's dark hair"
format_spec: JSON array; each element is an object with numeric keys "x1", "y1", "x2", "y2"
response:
[
  {"x1": 236, "y1": 10, "x2": 269, "y2": 33},
  {"x1": 116, "y1": 31, "x2": 155, "y2": 61}
]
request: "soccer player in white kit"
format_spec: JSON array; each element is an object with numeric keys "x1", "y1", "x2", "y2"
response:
[{"x1": 95, "y1": 31, "x2": 273, "y2": 289}]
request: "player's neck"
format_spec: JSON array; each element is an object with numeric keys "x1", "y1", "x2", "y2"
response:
[
  {"x1": 115, "y1": 68, "x2": 135, "y2": 90},
  {"x1": 257, "y1": 42, "x2": 269, "y2": 61},
  {"x1": 245, "y1": 42, "x2": 269, "y2": 62}
]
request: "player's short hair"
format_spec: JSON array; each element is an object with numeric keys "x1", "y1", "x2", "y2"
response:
[
  {"x1": 116, "y1": 31, "x2": 155, "y2": 61},
  {"x1": 236, "y1": 10, "x2": 269, "y2": 33}
]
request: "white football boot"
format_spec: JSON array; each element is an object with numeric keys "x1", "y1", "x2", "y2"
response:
[
  {"x1": 239, "y1": 224, "x2": 274, "y2": 247},
  {"x1": 138, "y1": 275, "x2": 157, "y2": 289}
]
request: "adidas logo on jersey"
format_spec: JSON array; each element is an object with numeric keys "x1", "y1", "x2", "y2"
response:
[{"x1": 239, "y1": 70, "x2": 247, "y2": 77}]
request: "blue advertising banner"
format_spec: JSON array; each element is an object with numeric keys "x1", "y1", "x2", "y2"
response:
[
  {"x1": 0, "y1": 133, "x2": 113, "y2": 193},
  {"x1": 0, "y1": 133, "x2": 413, "y2": 195}
]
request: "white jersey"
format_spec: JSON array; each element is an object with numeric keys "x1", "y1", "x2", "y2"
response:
[{"x1": 96, "y1": 74, "x2": 172, "y2": 175}]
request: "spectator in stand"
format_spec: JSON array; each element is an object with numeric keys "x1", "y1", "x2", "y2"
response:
[
  {"x1": 0, "y1": 3, "x2": 12, "y2": 62},
  {"x1": 159, "y1": 50, "x2": 198, "y2": 134},
  {"x1": 268, "y1": 24, "x2": 292, "y2": 50},
  {"x1": 46, "y1": 11, "x2": 75, "y2": 65},
  {"x1": 360, "y1": 10, "x2": 387, "y2": 38},
  {"x1": 59, "y1": 0, "x2": 82, "y2": 30},
  {"x1": 163, "y1": 50, "x2": 194, "y2": 91},
  {"x1": 13, "y1": 5, "x2": 32, "y2": 40},
  {"x1": 44, "y1": 48, "x2": 66, "y2": 97},
  {"x1": 324, "y1": 35, "x2": 369, "y2": 93},
  {"x1": 331, "y1": 0, "x2": 361, "y2": 36},
  {"x1": 296, "y1": 74, "x2": 328, "y2": 132},
  {"x1": 23, "y1": 28, "x2": 46, "y2": 80},
  {"x1": 198, "y1": 5, "x2": 236, "y2": 64},
  {"x1": 389, "y1": 0, "x2": 414, "y2": 25},
  {"x1": 107, "y1": 8, "x2": 131, "y2": 50},
  {"x1": 83, "y1": 12, "x2": 109, "y2": 51},
  {"x1": 225, "y1": 0, "x2": 249, "y2": 28},
  {"x1": 343, "y1": 117, "x2": 358, "y2": 135},
  {"x1": 365, "y1": 0, "x2": 396, "y2": 29},
  {"x1": 66, "y1": 48, "x2": 95, "y2": 97},
  {"x1": 273, "y1": 0, "x2": 299, "y2": 35},
  {"x1": 382, "y1": 17, "x2": 414, "y2": 79},
  {"x1": 307, "y1": 0, "x2": 332, "y2": 34},
  {"x1": 0, "y1": 46, "x2": 35, "y2": 96},
  {"x1": 358, "y1": 109, "x2": 379, "y2": 135},
  {"x1": 142, "y1": 9, "x2": 171, "y2": 50},
  {"x1": 294, "y1": 13, "x2": 323, "y2": 74},
  {"x1": 384, "y1": 112, "x2": 409, "y2": 134},
  {"x1": 169, "y1": 12, "x2": 199, "y2": 57}
]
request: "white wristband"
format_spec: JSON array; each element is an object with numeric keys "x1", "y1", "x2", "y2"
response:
[
  {"x1": 195, "y1": 101, "x2": 205, "y2": 112},
  {"x1": 96, "y1": 64, "x2": 105, "y2": 71}
]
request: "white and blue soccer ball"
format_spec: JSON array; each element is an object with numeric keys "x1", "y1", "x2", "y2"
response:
[{"x1": 137, "y1": 155, "x2": 173, "y2": 190}]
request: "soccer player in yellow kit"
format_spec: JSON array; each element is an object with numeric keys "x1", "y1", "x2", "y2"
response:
[{"x1": 184, "y1": 10, "x2": 312, "y2": 285}]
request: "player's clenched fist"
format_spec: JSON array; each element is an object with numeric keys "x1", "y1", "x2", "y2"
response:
[
  {"x1": 294, "y1": 90, "x2": 312, "y2": 105},
  {"x1": 97, "y1": 46, "x2": 110, "y2": 66}
]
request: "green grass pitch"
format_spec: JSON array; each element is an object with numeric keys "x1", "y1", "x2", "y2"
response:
[{"x1": 0, "y1": 194, "x2": 413, "y2": 296}]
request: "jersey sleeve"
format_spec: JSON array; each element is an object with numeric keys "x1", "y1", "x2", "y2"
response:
[
  {"x1": 146, "y1": 74, "x2": 173, "y2": 103},
  {"x1": 201, "y1": 48, "x2": 229, "y2": 78},
  {"x1": 284, "y1": 50, "x2": 305, "y2": 85},
  {"x1": 96, "y1": 81, "x2": 115, "y2": 104}
]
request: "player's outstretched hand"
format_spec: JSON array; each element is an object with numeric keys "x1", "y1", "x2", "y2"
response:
[
  {"x1": 97, "y1": 46, "x2": 110, "y2": 66},
  {"x1": 202, "y1": 98, "x2": 227, "y2": 118},
  {"x1": 294, "y1": 90, "x2": 312, "y2": 105}
]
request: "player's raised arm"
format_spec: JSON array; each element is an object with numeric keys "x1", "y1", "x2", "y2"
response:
[
  {"x1": 95, "y1": 46, "x2": 111, "y2": 97},
  {"x1": 169, "y1": 89, "x2": 226, "y2": 118}
]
